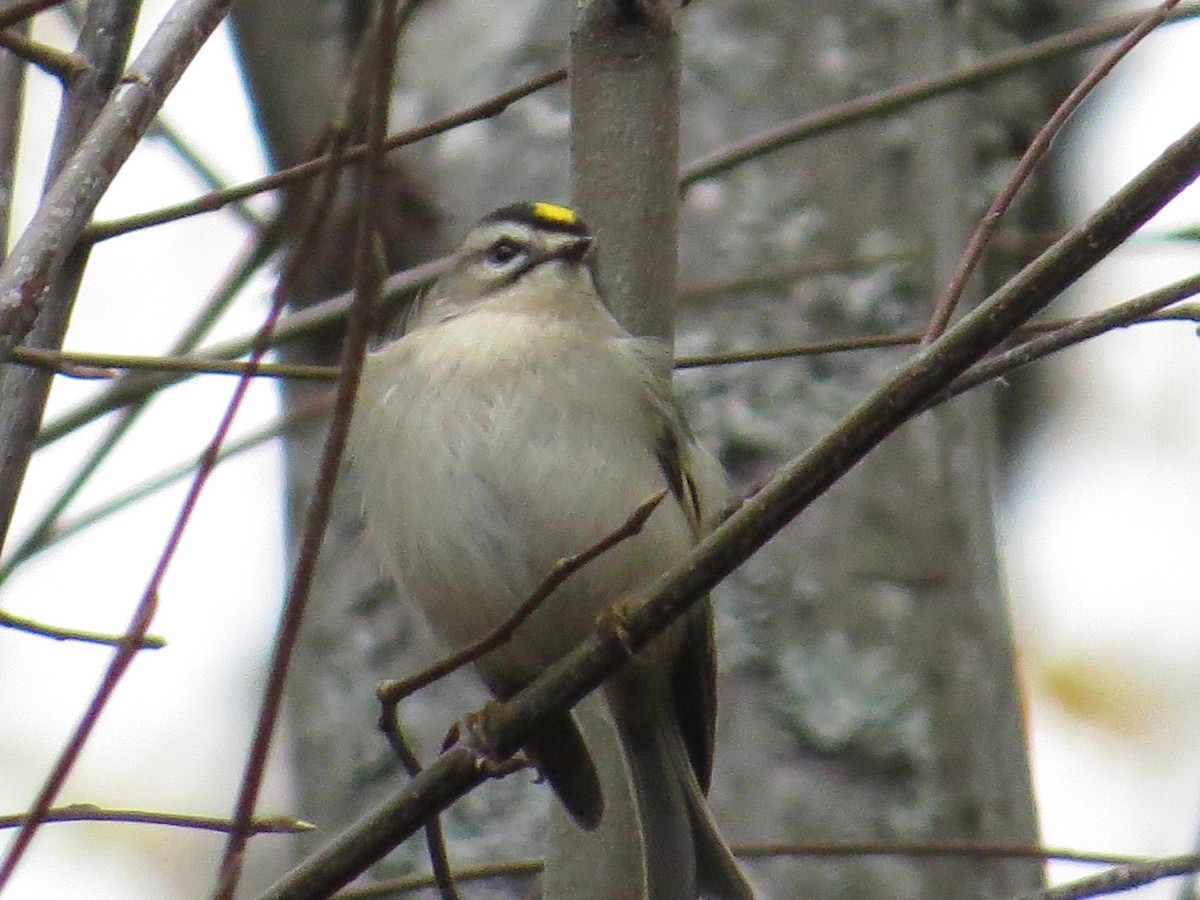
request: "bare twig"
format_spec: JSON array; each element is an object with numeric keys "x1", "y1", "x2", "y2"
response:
[
  {"x1": 13, "y1": 296, "x2": 1200, "y2": 384},
  {"x1": 86, "y1": 67, "x2": 567, "y2": 242},
  {"x1": 930, "y1": 271, "x2": 1200, "y2": 407},
  {"x1": 145, "y1": 117, "x2": 268, "y2": 230},
  {"x1": 1015, "y1": 852, "x2": 1200, "y2": 900},
  {"x1": 35, "y1": 256, "x2": 444, "y2": 449},
  {"x1": 679, "y1": 2, "x2": 1200, "y2": 188},
  {"x1": 84, "y1": 5, "x2": 1200, "y2": 244},
  {"x1": 330, "y1": 840, "x2": 1152, "y2": 898},
  {"x1": 0, "y1": 28, "x2": 87, "y2": 80},
  {"x1": 209, "y1": 91, "x2": 360, "y2": 900},
  {"x1": 0, "y1": 804, "x2": 312, "y2": 834},
  {"x1": 0, "y1": 608, "x2": 165, "y2": 649},
  {"x1": 10, "y1": 346, "x2": 336, "y2": 381},
  {"x1": 923, "y1": 0, "x2": 1183, "y2": 342},
  {"x1": 212, "y1": 1, "x2": 415, "y2": 895},
  {"x1": 376, "y1": 704, "x2": 461, "y2": 900},
  {"x1": 0, "y1": 0, "x2": 70, "y2": 29},
  {"x1": 678, "y1": 299, "x2": 1200, "y2": 370}
]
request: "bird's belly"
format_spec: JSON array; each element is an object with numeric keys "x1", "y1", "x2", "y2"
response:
[{"x1": 360, "y1": 389, "x2": 691, "y2": 692}]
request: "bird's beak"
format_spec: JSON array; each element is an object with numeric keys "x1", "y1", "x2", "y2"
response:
[{"x1": 550, "y1": 235, "x2": 594, "y2": 264}]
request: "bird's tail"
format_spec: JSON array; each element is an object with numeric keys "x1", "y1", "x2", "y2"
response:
[{"x1": 617, "y1": 699, "x2": 754, "y2": 899}]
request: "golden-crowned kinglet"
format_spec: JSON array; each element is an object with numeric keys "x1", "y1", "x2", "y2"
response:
[{"x1": 351, "y1": 202, "x2": 751, "y2": 899}]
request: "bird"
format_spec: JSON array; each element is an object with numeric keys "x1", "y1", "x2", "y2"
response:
[{"x1": 350, "y1": 201, "x2": 753, "y2": 899}]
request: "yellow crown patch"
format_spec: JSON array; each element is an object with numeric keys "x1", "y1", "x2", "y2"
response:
[{"x1": 530, "y1": 202, "x2": 579, "y2": 227}]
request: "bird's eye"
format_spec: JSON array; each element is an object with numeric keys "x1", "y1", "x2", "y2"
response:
[{"x1": 484, "y1": 238, "x2": 525, "y2": 267}]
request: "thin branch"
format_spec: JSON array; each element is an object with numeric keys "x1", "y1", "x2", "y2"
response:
[
  {"x1": 146, "y1": 116, "x2": 267, "y2": 230},
  {"x1": 679, "y1": 1, "x2": 1200, "y2": 189},
  {"x1": 34, "y1": 256, "x2": 443, "y2": 449},
  {"x1": 0, "y1": 18, "x2": 29, "y2": 262},
  {"x1": 0, "y1": 608, "x2": 165, "y2": 649},
  {"x1": 86, "y1": 66, "x2": 567, "y2": 243},
  {"x1": 0, "y1": 0, "x2": 70, "y2": 29},
  {"x1": 209, "y1": 101, "x2": 359, "y2": 900},
  {"x1": 10, "y1": 346, "x2": 336, "y2": 381},
  {"x1": 930, "y1": 271, "x2": 1200, "y2": 407},
  {"x1": 213, "y1": 0, "x2": 412, "y2": 894},
  {"x1": 377, "y1": 489, "x2": 669, "y2": 706},
  {"x1": 330, "y1": 841, "x2": 1152, "y2": 898},
  {"x1": 1015, "y1": 852, "x2": 1200, "y2": 900},
  {"x1": 255, "y1": 93, "x2": 1200, "y2": 900},
  {"x1": 376, "y1": 703, "x2": 461, "y2": 900},
  {"x1": 85, "y1": 5, "x2": 1200, "y2": 244},
  {"x1": 0, "y1": 397, "x2": 327, "y2": 581},
  {"x1": 923, "y1": 0, "x2": 1183, "y2": 342},
  {"x1": 0, "y1": 804, "x2": 312, "y2": 834},
  {"x1": 0, "y1": 28, "x2": 87, "y2": 80},
  {"x1": 677, "y1": 302, "x2": 1200, "y2": 370},
  {"x1": 12, "y1": 302, "x2": 1198, "y2": 382}
]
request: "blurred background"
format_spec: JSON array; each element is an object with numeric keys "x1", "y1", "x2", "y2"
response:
[{"x1": 1, "y1": 1, "x2": 1199, "y2": 897}]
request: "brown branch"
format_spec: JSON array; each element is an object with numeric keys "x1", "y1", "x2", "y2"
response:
[
  {"x1": 679, "y1": 1, "x2": 1200, "y2": 188},
  {"x1": 376, "y1": 704, "x2": 461, "y2": 900},
  {"x1": 0, "y1": 608, "x2": 165, "y2": 649},
  {"x1": 213, "y1": 0, "x2": 420, "y2": 894},
  {"x1": 0, "y1": 28, "x2": 87, "y2": 80},
  {"x1": 35, "y1": 256, "x2": 444, "y2": 449},
  {"x1": 10, "y1": 346, "x2": 336, "y2": 381},
  {"x1": 85, "y1": 67, "x2": 567, "y2": 243},
  {"x1": 675, "y1": 302, "x2": 1199, "y2": 370},
  {"x1": 210, "y1": 72, "x2": 367, "y2": 900},
  {"x1": 930, "y1": 271, "x2": 1200, "y2": 407},
  {"x1": 923, "y1": 0, "x2": 1183, "y2": 342},
  {"x1": 0, "y1": 804, "x2": 312, "y2": 834},
  {"x1": 1015, "y1": 852, "x2": 1200, "y2": 900},
  {"x1": 330, "y1": 840, "x2": 1151, "y2": 898},
  {"x1": 13, "y1": 301, "x2": 1198, "y2": 386},
  {"x1": 0, "y1": 0, "x2": 70, "y2": 29}
]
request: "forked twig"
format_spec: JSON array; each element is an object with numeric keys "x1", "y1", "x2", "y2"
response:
[{"x1": 923, "y1": 0, "x2": 1183, "y2": 341}]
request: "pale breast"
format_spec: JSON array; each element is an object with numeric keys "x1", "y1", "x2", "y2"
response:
[{"x1": 352, "y1": 311, "x2": 700, "y2": 687}]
